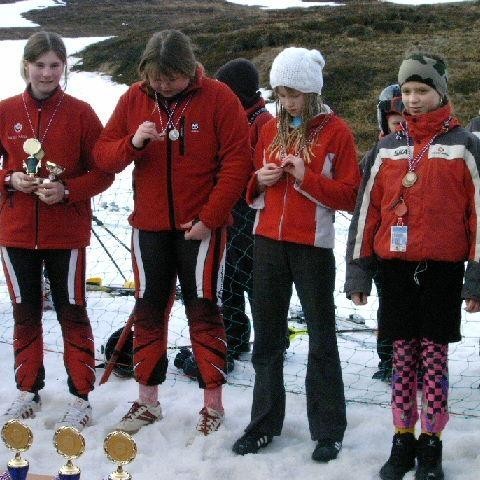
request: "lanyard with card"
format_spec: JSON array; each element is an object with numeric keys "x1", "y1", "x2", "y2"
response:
[{"x1": 390, "y1": 196, "x2": 408, "y2": 252}]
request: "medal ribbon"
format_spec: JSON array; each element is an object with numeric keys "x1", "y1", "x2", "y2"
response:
[
  {"x1": 280, "y1": 114, "x2": 332, "y2": 162},
  {"x1": 22, "y1": 91, "x2": 66, "y2": 144},
  {"x1": 154, "y1": 92, "x2": 192, "y2": 136}
]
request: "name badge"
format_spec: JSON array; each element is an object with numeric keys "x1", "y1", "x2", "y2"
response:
[{"x1": 390, "y1": 225, "x2": 408, "y2": 252}]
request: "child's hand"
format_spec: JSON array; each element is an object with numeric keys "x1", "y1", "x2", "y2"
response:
[
  {"x1": 36, "y1": 181, "x2": 65, "y2": 205},
  {"x1": 10, "y1": 172, "x2": 39, "y2": 194},
  {"x1": 131, "y1": 121, "x2": 165, "y2": 148},
  {"x1": 351, "y1": 292, "x2": 368, "y2": 306},
  {"x1": 181, "y1": 219, "x2": 211, "y2": 240},
  {"x1": 256, "y1": 162, "x2": 283, "y2": 187},
  {"x1": 464, "y1": 298, "x2": 480, "y2": 313},
  {"x1": 281, "y1": 154, "x2": 305, "y2": 182}
]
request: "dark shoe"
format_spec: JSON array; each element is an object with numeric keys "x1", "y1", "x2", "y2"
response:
[
  {"x1": 415, "y1": 434, "x2": 444, "y2": 480},
  {"x1": 174, "y1": 346, "x2": 193, "y2": 369},
  {"x1": 372, "y1": 361, "x2": 392, "y2": 382},
  {"x1": 182, "y1": 354, "x2": 200, "y2": 379},
  {"x1": 379, "y1": 433, "x2": 416, "y2": 480},
  {"x1": 372, "y1": 369, "x2": 392, "y2": 383},
  {"x1": 232, "y1": 432, "x2": 273, "y2": 455},
  {"x1": 238, "y1": 342, "x2": 251, "y2": 354},
  {"x1": 311, "y1": 439, "x2": 342, "y2": 462},
  {"x1": 226, "y1": 353, "x2": 235, "y2": 374}
]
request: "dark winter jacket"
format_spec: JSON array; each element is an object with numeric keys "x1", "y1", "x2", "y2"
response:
[
  {"x1": 93, "y1": 66, "x2": 252, "y2": 231},
  {"x1": 246, "y1": 98, "x2": 273, "y2": 151},
  {"x1": 0, "y1": 87, "x2": 113, "y2": 249},
  {"x1": 467, "y1": 116, "x2": 480, "y2": 138}
]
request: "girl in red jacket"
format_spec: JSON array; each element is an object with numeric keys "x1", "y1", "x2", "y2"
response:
[
  {"x1": 232, "y1": 47, "x2": 360, "y2": 461},
  {"x1": 0, "y1": 31, "x2": 113, "y2": 430},
  {"x1": 94, "y1": 30, "x2": 252, "y2": 436},
  {"x1": 346, "y1": 51, "x2": 480, "y2": 480}
]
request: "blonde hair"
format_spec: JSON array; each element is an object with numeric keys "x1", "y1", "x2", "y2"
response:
[
  {"x1": 21, "y1": 31, "x2": 67, "y2": 83},
  {"x1": 269, "y1": 88, "x2": 323, "y2": 164}
]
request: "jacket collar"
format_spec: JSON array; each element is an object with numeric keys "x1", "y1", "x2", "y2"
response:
[
  {"x1": 24, "y1": 85, "x2": 63, "y2": 108},
  {"x1": 403, "y1": 103, "x2": 460, "y2": 140},
  {"x1": 245, "y1": 98, "x2": 266, "y2": 117}
]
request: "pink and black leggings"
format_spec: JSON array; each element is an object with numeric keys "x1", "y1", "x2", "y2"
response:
[{"x1": 391, "y1": 338, "x2": 449, "y2": 433}]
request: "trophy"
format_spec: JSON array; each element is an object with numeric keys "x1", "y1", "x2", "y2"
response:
[
  {"x1": 45, "y1": 161, "x2": 65, "y2": 182},
  {"x1": 23, "y1": 138, "x2": 44, "y2": 183},
  {"x1": 1, "y1": 419, "x2": 33, "y2": 480},
  {"x1": 53, "y1": 426, "x2": 85, "y2": 480},
  {"x1": 103, "y1": 431, "x2": 137, "y2": 480}
]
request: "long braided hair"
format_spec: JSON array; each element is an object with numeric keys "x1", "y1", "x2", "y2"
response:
[{"x1": 269, "y1": 87, "x2": 324, "y2": 164}]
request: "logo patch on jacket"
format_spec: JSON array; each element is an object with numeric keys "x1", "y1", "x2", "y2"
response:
[
  {"x1": 394, "y1": 147, "x2": 408, "y2": 157},
  {"x1": 14, "y1": 122, "x2": 22, "y2": 133},
  {"x1": 191, "y1": 122, "x2": 200, "y2": 133},
  {"x1": 429, "y1": 143, "x2": 466, "y2": 160}
]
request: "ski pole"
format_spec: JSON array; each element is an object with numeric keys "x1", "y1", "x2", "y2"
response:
[
  {"x1": 92, "y1": 215, "x2": 131, "y2": 253},
  {"x1": 91, "y1": 227, "x2": 128, "y2": 282}
]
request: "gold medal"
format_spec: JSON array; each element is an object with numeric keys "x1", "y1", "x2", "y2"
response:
[
  {"x1": 168, "y1": 128, "x2": 180, "y2": 141},
  {"x1": 402, "y1": 171, "x2": 417, "y2": 188}
]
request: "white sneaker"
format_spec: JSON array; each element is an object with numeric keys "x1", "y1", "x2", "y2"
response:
[
  {"x1": 3, "y1": 391, "x2": 41, "y2": 420},
  {"x1": 55, "y1": 397, "x2": 92, "y2": 432},
  {"x1": 195, "y1": 407, "x2": 224, "y2": 436},
  {"x1": 114, "y1": 401, "x2": 162, "y2": 434}
]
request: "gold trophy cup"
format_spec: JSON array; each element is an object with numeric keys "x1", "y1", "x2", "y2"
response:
[
  {"x1": 22, "y1": 138, "x2": 43, "y2": 183},
  {"x1": 1, "y1": 419, "x2": 33, "y2": 480},
  {"x1": 103, "y1": 431, "x2": 137, "y2": 480},
  {"x1": 53, "y1": 427, "x2": 85, "y2": 480}
]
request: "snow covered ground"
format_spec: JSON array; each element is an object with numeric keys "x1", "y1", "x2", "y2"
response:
[
  {"x1": 0, "y1": 0, "x2": 64, "y2": 28},
  {"x1": 0, "y1": 1, "x2": 479, "y2": 479}
]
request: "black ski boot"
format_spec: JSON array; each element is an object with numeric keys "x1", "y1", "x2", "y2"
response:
[
  {"x1": 415, "y1": 434, "x2": 444, "y2": 480},
  {"x1": 379, "y1": 433, "x2": 416, "y2": 480}
]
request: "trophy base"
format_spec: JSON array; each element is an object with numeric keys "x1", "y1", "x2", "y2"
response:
[{"x1": 0, "y1": 474, "x2": 52, "y2": 480}]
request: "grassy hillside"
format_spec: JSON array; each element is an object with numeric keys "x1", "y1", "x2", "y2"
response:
[{"x1": 4, "y1": 0, "x2": 480, "y2": 153}]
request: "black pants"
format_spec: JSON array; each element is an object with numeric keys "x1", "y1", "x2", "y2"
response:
[
  {"x1": 131, "y1": 228, "x2": 227, "y2": 389},
  {"x1": 0, "y1": 247, "x2": 94, "y2": 396},
  {"x1": 245, "y1": 236, "x2": 347, "y2": 442}
]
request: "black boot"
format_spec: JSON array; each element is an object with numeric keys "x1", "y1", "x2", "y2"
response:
[
  {"x1": 379, "y1": 433, "x2": 416, "y2": 480},
  {"x1": 415, "y1": 434, "x2": 444, "y2": 480}
]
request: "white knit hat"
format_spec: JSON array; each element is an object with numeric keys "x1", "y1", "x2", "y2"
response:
[{"x1": 270, "y1": 47, "x2": 325, "y2": 94}]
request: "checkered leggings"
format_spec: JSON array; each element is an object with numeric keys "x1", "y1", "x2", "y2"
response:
[{"x1": 391, "y1": 338, "x2": 449, "y2": 433}]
